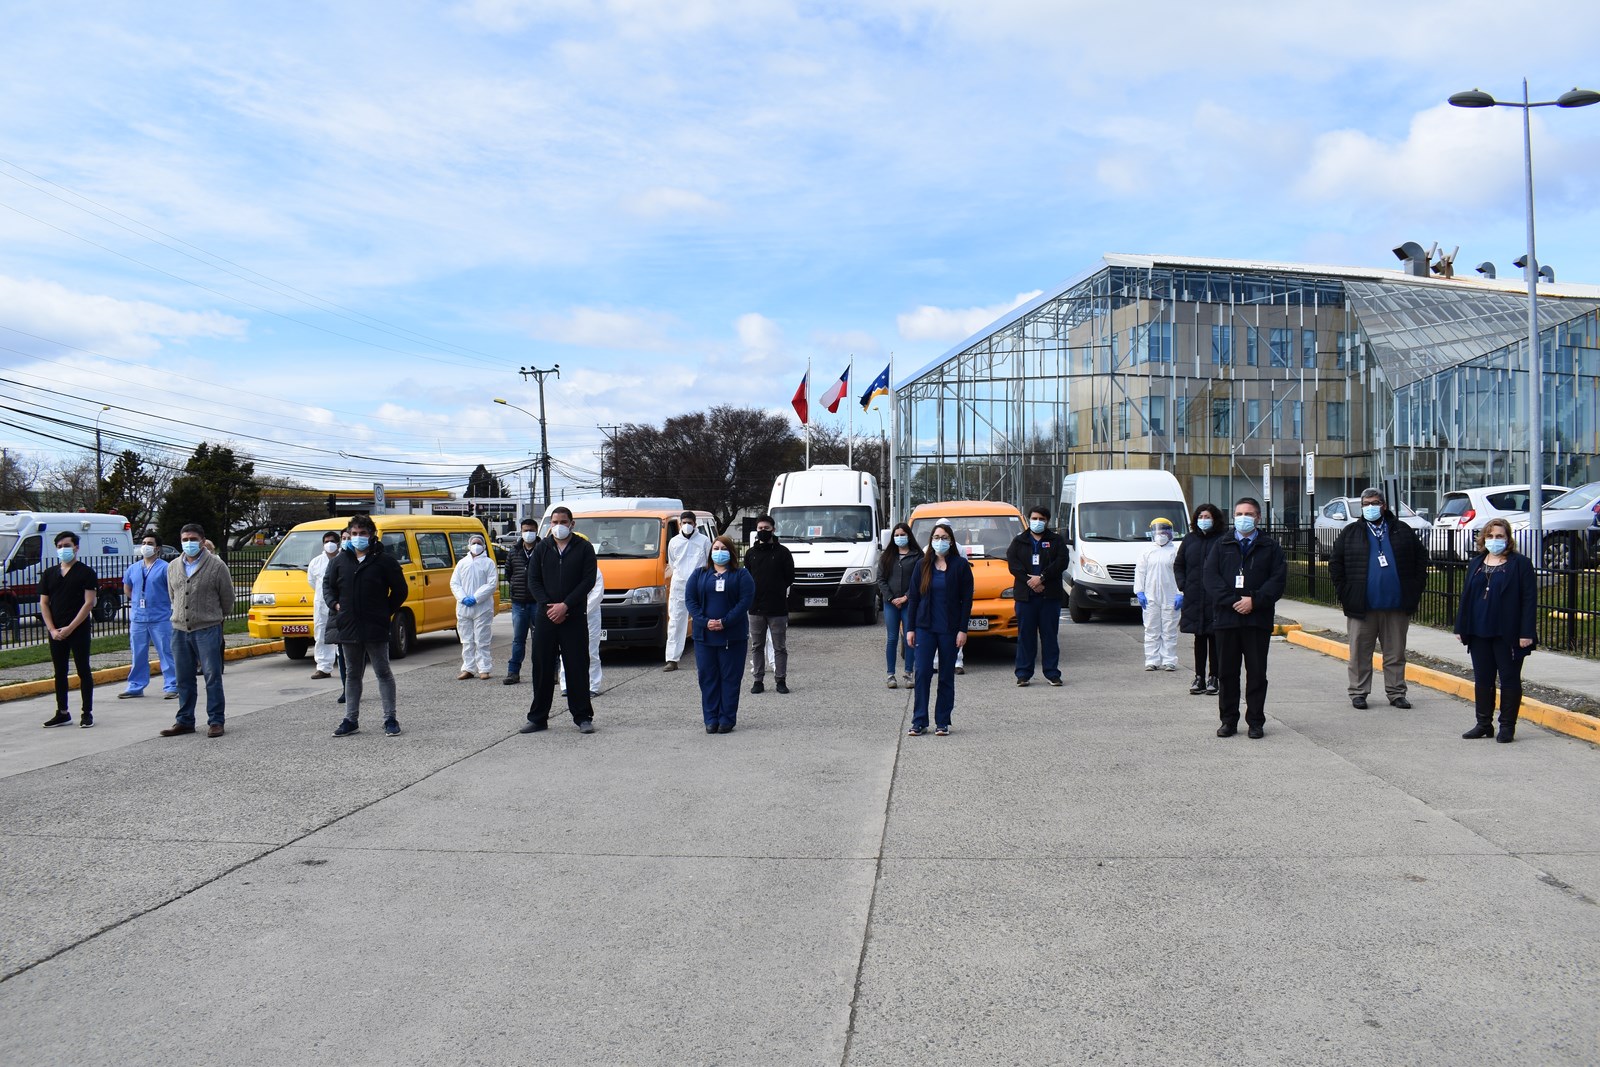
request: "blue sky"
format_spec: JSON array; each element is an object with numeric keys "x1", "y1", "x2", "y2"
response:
[{"x1": 2, "y1": 0, "x2": 1598, "y2": 495}]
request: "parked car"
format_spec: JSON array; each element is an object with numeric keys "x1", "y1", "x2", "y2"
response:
[
  {"x1": 1430, "y1": 483, "x2": 1569, "y2": 560},
  {"x1": 1312, "y1": 497, "x2": 1429, "y2": 560},
  {"x1": 1505, "y1": 480, "x2": 1600, "y2": 571}
]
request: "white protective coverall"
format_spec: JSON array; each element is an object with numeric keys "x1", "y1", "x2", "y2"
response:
[
  {"x1": 450, "y1": 546, "x2": 500, "y2": 674},
  {"x1": 560, "y1": 562, "x2": 605, "y2": 696},
  {"x1": 664, "y1": 524, "x2": 710, "y2": 664},
  {"x1": 1134, "y1": 538, "x2": 1181, "y2": 668},
  {"x1": 306, "y1": 545, "x2": 338, "y2": 673}
]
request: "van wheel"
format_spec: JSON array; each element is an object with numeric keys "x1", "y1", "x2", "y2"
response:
[
  {"x1": 0, "y1": 600, "x2": 16, "y2": 636},
  {"x1": 283, "y1": 638, "x2": 310, "y2": 660},
  {"x1": 389, "y1": 610, "x2": 416, "y2": 659},
  {"x1": 1067, "y1": 591, "x2": 1092, "y2": 624},
  {"x1": 93, "y1": 592, "x2": 121, "y2": 623},
  {"x1": 860, "y1": 596, "x2": 879, "y2": 626}
]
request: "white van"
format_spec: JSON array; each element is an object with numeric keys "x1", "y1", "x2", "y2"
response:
[
  {"x1": 767, "y1": 466, "x2": 884, "y2": 624},
  {"x1": 1059, "y1": 470, "x2": 1189, "y2": 623},
  {"x1": 0, "y1": 511, "x2": 137, "y2": 629}
]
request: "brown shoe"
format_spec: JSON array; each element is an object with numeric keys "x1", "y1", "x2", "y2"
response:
[
  {"x1": 207, "y1": 724, "x2": 225, "y2": 738},
  {"x1": 457, "y1": 671, "x2": 473, "y2": 680},
  {"x1": 310, "y1": 670, "x2": 331, "y2": 679},
  {"x1": 477, "y1": 672, "x2": 491, "y2": 680},
  {"x1": 159, "y1": 724, "x2": 196, "y2": 737}
]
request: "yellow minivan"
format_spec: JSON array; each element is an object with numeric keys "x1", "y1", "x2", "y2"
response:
[
  {"x1": 908, "y1": 501, "x2": 1026, "y2": 638},
  {"x1": 247, "y1": 515, "x2": 497, "y2": 660}
]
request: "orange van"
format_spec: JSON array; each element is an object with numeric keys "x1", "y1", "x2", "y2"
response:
[{"x1": 907, "y1": 501, "x2": 1026, "y2": 638}]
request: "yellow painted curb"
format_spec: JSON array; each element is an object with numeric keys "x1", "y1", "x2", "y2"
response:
[
  {"x1": 0, "y1": 639, "x2": 285, "y2": 704},
  {"x1": 1283, "y1": 628, "x2": 1599, "y2": 746},
  {"x1": 1272, "y1": 622, "x2": 1304, "y2": 637}
]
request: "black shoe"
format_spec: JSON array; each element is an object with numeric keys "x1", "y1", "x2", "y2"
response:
[
  {"x1": 117, "y1": 690, "x2": 142, "y2": 699},
  {"x1": 337, "y1": 694, "x2": 346, "y2": 704},
  {"x1": 751, "y1": 680, "x2": 764, "y2": 694},
  {"x1": 1247, "y1": 725, "x2": 1264, "y2": 739},
  {"x1": 1189, "y1": 676, "x2": 1205, "y2": 695},
  {"x1": 706, "y1": 725, "x2": 718, "y2": 734},
  {"x1": 1216, "y1": 723, "x2": 1236, "y2": 738},
  {"x1": 718, "y1": 723, "x2": 734, "y2": 734},
  {"x1": 775, "y1": 678, "x2": 789, "y2": 695},
  {"x1": 333, "y1": 719, "x2": 359, "y2": 737},
  {"x1": 1496, "y1": 725, "x2": 1515, "y2": 743},
  {"x1": 383, "y1": 719, "x2": 401, "y2": 736},
  {"x1": 907, "y1": 725, "x2": 926, "y2": 736},
  {"x1": 1351, "y1": 696, "x2": 1368, "y2": 709},
  {"x1": 1390, "y1": 696, "x2": 1412, "y2": 709},
  {"x1": 577, "y1": 720, "x2": 595, "y2": 734},
  {"x1": 519, "y1": 721, "x2": 547, "y2": 734},
  {"x1": 43, "y1": 711, "x2": 72, "y2": 728},
  {"x1": 1046, "y1": 676, "x2": 1062, "y2": 687},
  {"x1": 502, "y1": 674, "x2": 520, "y2": 685},
  {"x1": 1462, "y1": 722, "x2": 1494, "y2": 739},
  {"x1": 1205, "y1": 676, "x2": 1218, "y2": 695},
  {"x1": 80, "y1": 712, "x2": 94, "y2": 729},
  {"x1": 1016, "y1": 677, "x2": 1030, "y2": 687}
]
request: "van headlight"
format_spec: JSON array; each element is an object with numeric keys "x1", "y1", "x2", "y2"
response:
[
  {"x1": 251, "y1": 593, "x2": 275, "y2": 606},
  {"x1": 841, "y1": 568, "x2": 874, "y2": 584},
  {"x1": 1079, "y1": 555, "x2": 1108, "y2": 580},
  {"x1": 623, "y1": 585, "x2": 666, "y2": 605}
]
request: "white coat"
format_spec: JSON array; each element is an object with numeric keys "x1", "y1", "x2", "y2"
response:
[
  {"x1": 664, "y1": 527, "x2": 709, "y2": 663},
  {"x1": 307, "y1": 547, "x2": 338, "y2": 672},
  {"x1": 561, "y1": 562, "x2": 606, "y2": 695},
  {"x1": 451, "y1": 549, "x2": 499, "y2": 674},
  {"x1": 1134, "y1": 538, "x2": 1181, "y2": 668}
]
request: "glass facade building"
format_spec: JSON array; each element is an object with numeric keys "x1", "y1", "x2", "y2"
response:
[{"x1": 893, "y1": 254, "x2": 1600, "y2": 521}]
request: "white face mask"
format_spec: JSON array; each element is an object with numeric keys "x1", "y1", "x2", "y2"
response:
[
  {"x1": 1155, "y1": 532, "x2": 1172, "y2": 546},
  {"x1": 469, "y1": 542, "x2": 485, "y2": 556},
  {"x1": 521, "y1": 531, "x2": 538, "y2": 544},
  {"x1": 140, "y1": 544, "x2": 157, "y2": 559},
  {"x1": 323, "y1": 542, "x2": 338, "y2": 555},
  {"x1": 551, "y1": 523, "x2": 571, "y2": 540}
]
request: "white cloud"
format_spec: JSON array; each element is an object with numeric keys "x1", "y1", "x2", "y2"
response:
[
  {"x1": 0, "y1": 275, "x2": 246, "y2": 358},
  {"x1": 621, "y1": 186, "x2": 725, "y2": 220},
  {"x1": 811, "y1": 329, "x2": 881, "y2": 356},
  {"x1": 897, "y1": 290, "x2": 1043, "y2": 343},
  {"x1": 735, "y1": 312, "x2": 783, "y2": 365},
  {"x1": 526, "y1": 306, "x2": 675, "y2": 350}
]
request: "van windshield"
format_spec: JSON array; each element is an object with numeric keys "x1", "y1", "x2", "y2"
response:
[
  {"x1": 264, "y1": 531, "x2": 333, "y2": 570},
  {"x1": 1078, "y1": 502, "x2": 1190, "y2": 542},
  {"x1": 909, "y1": 515, "x2": 1022, "y2": 558},
  {"x1": 771, "y1": 506, "x2": 874, "y2": 544},
  {"x1": 574, "y1": 517, "x2": 663, "y2": 559},
  {"x1": 0, "y1": 534, "x2": 14, "y2": 561}
]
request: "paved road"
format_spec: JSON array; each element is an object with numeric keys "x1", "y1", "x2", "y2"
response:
[{"x1": 1, "y1": 613, "x2": 1596, "y2": 1066}]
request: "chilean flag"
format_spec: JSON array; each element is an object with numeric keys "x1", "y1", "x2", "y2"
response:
[
  {"x1": 820, "y1": 365, "x2": 849, "y2": 413},
  {"x1": 791, "y1": 372, "x2": 809, "y2": 425}
]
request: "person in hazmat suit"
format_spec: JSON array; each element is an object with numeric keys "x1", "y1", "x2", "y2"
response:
[
  {"x1": 451, "y1": 533, "x2": 499, "y2": 679},
  {"x1": 306, "y1": 530, "x2": 342, "y2": 679},
  {"x1": 1134, "y1": 517, "x2": 1181, "y2": 671},
  {"x1": 663, "y1": 511, "x2": 710, "y2": 672},
  {"x1": 560, "y1": 558, "x2": 605, "y2": 697}
]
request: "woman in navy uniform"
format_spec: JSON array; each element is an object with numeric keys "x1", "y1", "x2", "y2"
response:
[
  {"x1": 1453, "y1": 518, "x2": 1537, "y2": 743},
  {"x1": 905, "y1": 522, "x2": 975, "y2": 737},
  {"x1": 686, "y1": 535, "x2": 755, "y2": 734}
]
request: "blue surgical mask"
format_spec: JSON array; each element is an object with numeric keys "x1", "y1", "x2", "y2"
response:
[
  {"x1": 1362, "y1": 504, "x2": 1383, "y2": 522},
  {"x1": 1197, "y1": 517, "x2": 1214, "y2": 532},
  {"x1": 349, "y1": 535, "x2": 370, "y2": 551},
  {"x1": 893, "y1": 535, "x2": 909, "y2": 548},
  {"x1": 181, "y1": 541, "x2": 202, "y2": 558},
  {"x1": 931, "y1": 539, "x2": 951, "y2": 555},
  {"x1": 1029, "y1": 519, "x2": 1046, "y2": 534},
  {"x1": 1485, "y1": 538, "x2": 1508, "y2": 555},
  {"x1": 1234, "y1": 515, "x2": 1256, "y2": 535},
  {"x1": 711, "y1": 549, "x2": 731, "y2": 566},
  {"x1": 56, "y1": 546, "x2": 75, "y2": 563},
  {"x1": 340, "y1": 539, "x2": 351, "y2": 552}
]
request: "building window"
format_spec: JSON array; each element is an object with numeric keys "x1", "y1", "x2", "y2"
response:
[
  {"x1": 1270, "y1": 328, "x2": 1293, "y2": 368},
  {"x1": 1245, "y1": 399, "x2": 1262, "y2": 438},
  {"x1": 1175, "y1": 397, "x2": 1189, "y2": 437},
  {"x1": 1246, "y1": 327, "x2": 1259, "y2": 367},
  {"x1": 1110, "y1": 331, "x2": 1119, "y2": 369},
  {"x1": 1211, "y1": 398, "x2": 1232, "y2": 438},
  {"x1": 1211, "y1": 325, "x2": 1233, "y2": 366},
  {"x1": 1292, "y1": 400, "x2": 1303, "y2": 440},
  {"x1": 1148, "y1": 321, "x2": 1172, "y2": 364},
  {"x1": 1128, "y1": 328, "x2": 1140, "y2": 366},
  {"x1": 1270, "y1": 398, "x2": 1283, "y2": 439},
  {"x1": 1328, "y1": 401, "x2": 1347, "y2": 440},
  {"x1": 1301, "y1": 329, "x2": 1317, "y2": 367},
  {"x1": 1118, "y1": 399, "x2": 1132, "y2": 440},
  {"x1": 1335, "y1": 331, "x2": 1347, "y2": 369},
  {"x1": 1142, "y1": 395, "x2": 1167, "y2": 436}
]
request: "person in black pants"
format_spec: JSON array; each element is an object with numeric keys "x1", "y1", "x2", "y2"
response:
[
  {"x1": 1203, "y1": 497, "x2": 1287, "y2": 739},
  {"x1": 1453, "y1": 518, "x2": 1537, "y2": 743},
  {"x1": 521, "y1": 506, "x2": 599, "y2": 734},
  {"x1": 39, "y1": 530, "x2": 99, "y2": 729},
  {"x1": 1174, "y1": 502, "x2": 1224, "y2": 696},
  {"x1": 905, "y1": 523, "x2": 975, "y2": 737},
  {"x1": 1006, "y1": 505, "x2": 1069, "y2": 687}
]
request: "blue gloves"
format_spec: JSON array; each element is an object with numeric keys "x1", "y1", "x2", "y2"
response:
[
  {"x1": 461, "y1": 595, "x2": 477, "y2": 607},
  {"x1": 1174, "y1": 594, "x2": 1184, "y2": 611},
  {"x1": 1136, "y1": 593, "x2": 1148, "y2": 610}
]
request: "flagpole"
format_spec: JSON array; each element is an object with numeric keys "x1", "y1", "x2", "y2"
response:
[
  {"x1": 805, "y1": 356, "x2": 812, "y2": 470},
  {"x1": 888, "y1": 353, "x2": 896, "y2": 518},
  {"x1": 847, "y1": 355, "x2": 854, "y2": 468}
]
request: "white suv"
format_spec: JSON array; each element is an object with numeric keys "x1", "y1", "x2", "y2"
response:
[
  {"x1": 1431, "y1": 483, "x2": 1568, "y2": 560},
  {"x1": 1506, "y1": 480, "x2": 1600, "y2": 571}
]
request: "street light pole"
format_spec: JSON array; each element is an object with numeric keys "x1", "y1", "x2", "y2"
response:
[
  {"x1": 1448, "y1": 82, "x2": 1599, "y2": 542},
  {"x1": 517, "y1": 365, "x2": 560, "y2": 511},
  {"x1": 494, "y1": 397, "x2": 541, "y2": 521},
  {"x1": 93, "y1": 404, "x2": 111, "y2": 511}
]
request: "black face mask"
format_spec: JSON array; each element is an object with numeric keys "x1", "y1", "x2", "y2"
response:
[{"x1": 757, "y1": 530, "x2": 774, "y2": 542}]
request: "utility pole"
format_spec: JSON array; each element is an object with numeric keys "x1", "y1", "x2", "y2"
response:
[
  {"x1": 597, "y1": 424, "x2": 621, "y2": 496},
  {"x1": 517, "y1": 365, "x2": 560, "y2": 510},
  {"x1": 93, "y1": 405, "x2": 110, "y2": 511}
]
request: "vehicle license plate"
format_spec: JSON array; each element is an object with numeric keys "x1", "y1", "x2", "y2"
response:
[
  {"x1": 804, "y1": 597, "x2": 829, "y2": 607},
  {"x1": 599, "y1": 629, "x2": 608, "y2": 642},
  {"x1": 1129, "y1": 597, "x2": 1142, "y2": 607},
  {"x1": 281, "y1": 625, "x2": 310, "y2": 636},
  {"x1": 967, "y1": 617, "x2": 990, "y2": 631}
]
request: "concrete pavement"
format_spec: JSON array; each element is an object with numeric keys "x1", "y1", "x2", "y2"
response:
[{"x1": 1, "y1": 612, "x2": 1597, "y2": 1065}]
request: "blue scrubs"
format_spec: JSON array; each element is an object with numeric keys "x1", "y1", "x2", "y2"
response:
[{"x1": 123, "y1": 558, "x2": 176, "y2": 695}]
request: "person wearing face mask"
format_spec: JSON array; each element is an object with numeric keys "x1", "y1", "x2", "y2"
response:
[
  {"x1": 502, "y1": 518, "x2": 542, "y2": 686},
  {"x1": 161, "y1": 523, "x2": 235, "y2": 738},
  {"x1": 1134, "y1": 518, "x2": 1182, "y2": 671},
  {"x1": 1202, "y1": 498, "x2": 1287, "y2": 740},
  {"x1": 1006, "y1": 505, "x2": 1069, "y2": 687},
  {"x1": 1174, "y1": 503, "x2": 1224, "y2": 695},
  {"x1": 39, "y1": 531, "x2": 100, "y2": 729},
  {"x1": 323, "y1": 515, "x2": 409, "y2": 737},
  {"x1": 451, "y1": 533, "x2": 500, "y2": 680},
  {"x1": 664, "y1": 511, "x2": 710, "y2": 672},
  {"x1": 745, "y1": 514, "x2": 795, "y2": 695},
  {"x1": 1453, "y1": 518, "x2": 1537, "y2": 743},
  {"x1": 119, "y1": 531, "x2": 177, "y2": 701},
  {"x1": 306, "y1": 531, "x2": 342, "y2": 680},
  {"x1": 521, "y1": 506, "x2": 599, "y2": 734},
  {"x1": 559, "y1": 555, "x2": 606, "y2": 699},
  {"x1": 904, "y1": 522, "x2": 975, "y2": 737},
  {"x1": 877, "y1": 523, "x2": 921, "y2": 688},
  {"x1": 1329, "y1": 487, "x2": 1429, "y2": 711},
  {"x1": 686, "y1": 536, "x2": 756, "y2": 733}
]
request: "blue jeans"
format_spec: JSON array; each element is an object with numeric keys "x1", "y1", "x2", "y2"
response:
[
  {"x1": 1015, "y1": 598, "x2": 1062, "y2": 681},
  {"x1": 506, "y1": 601, "x2": 535, "y2": 677},
  {"x1": 883, "y1": 599, "x2": 912, "y2": 674},
  {"x1": 127, "y1": 616, "x2": 176, "y2": 694},
  {"x1": 173, "y1": 624, "x2": 225, "y2": 727},
  {"x1": 694, "y1": 639, "x2": 747, "y2": 729},
  {"x1": 912, "y1": 629, "x2": 959, "y2": 730}
]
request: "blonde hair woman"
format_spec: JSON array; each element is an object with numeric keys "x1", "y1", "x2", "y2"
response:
[{"x1": 1452, "y1": 518, "x2": 1537, "y2": 742}]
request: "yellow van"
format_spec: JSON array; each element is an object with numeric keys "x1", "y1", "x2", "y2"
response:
[
  {"x1": 247, "y1": 515, "x2": 497, "y2": 660},
  {"x1": 908, "y1": 501, "x2": 1026, "y2": 638},
  {"x1": 556, "y1": 505, "x2": 713, "y2": 652}
]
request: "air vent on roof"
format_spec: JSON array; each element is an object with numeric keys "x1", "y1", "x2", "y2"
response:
[{"x1": 1392, "y1": 241, "x2": 1431, "y2": 278}]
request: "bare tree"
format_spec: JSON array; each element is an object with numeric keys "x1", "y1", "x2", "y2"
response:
[
  {"x1": 0, "y1": 450, "x2": 42, "y2": 509},
  {"x1": 37, "y1": 456, "x2": 100, "y2": 512}
]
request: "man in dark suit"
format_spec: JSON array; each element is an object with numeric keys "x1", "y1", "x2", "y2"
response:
[
  {"x1": 1328, "y1": 487, "x2": 1428, "y2": 710},
  {"x1": 521, "y1": 506, "x2": 599, "y2": 734},
  {"x1": 1203, "y1": 497, "x2": 1288, "y2": 739}
]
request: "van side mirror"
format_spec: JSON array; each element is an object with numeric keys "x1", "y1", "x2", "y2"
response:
[{"x1": 879, "y1": 529, "x2": 891, "y2": 550}]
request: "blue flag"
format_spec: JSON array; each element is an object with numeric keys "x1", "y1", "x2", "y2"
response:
[{"x1": 858, "y1": 364, "x2": 890, "y2": 411}]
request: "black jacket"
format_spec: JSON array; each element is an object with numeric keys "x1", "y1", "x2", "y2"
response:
[
  {"x1": 505, "y1": 541, "x2": 539, "y2": 603},
  {"x1": 1328, "y1": 512, "x2": 1428, "y2": 618},
  {"x1": 877, "y1": 548, "x2": 920, "y2": 603},
  {"x1": 1005, "y1": 528, "x2": 1068, "y2": 602},
  {"x1": 1173, "y1": 529, "x2": 1220, "y2": 634},
  {"x1": 744, "y1": 537, "x2": 795, "y2": 616},
  {"x1": 1454, "y1": 552, "x2": 1538, "y2": 647},
  {"x1": 905, "y1": 552, "x2": 975, "y2": 633},
  {"x1": 524, "y1": 535, "x2": 598, "y2": 614},
  {"x1": 322, "y1": 542, "x2": 408, "y2": 644},
  {"x1": 1203, "y1": 530, "x2": 1287, "y2": 631}
]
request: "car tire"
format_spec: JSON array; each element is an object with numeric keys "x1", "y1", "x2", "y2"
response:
[
  {"x1": 389, "y1": 609, "x2": 416, "y2": 659},
  {"x1": 1542, "y1": 534, "x2": 1582, "y2": 572},
  {"x1": 1067, "y1": 589, "x2": 1092, "y2": 624},
  {"x1": 283, "y1": 638, "x2": 310, "y2": 660}
]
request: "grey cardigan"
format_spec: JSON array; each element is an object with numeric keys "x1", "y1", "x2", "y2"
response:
[{"x1": 167, "y1": 552, "x2": 235, "y2": 632}]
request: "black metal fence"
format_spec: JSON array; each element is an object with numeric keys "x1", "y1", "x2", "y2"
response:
[
  {"x1": 1281, "y1": 524, "x2": 1600, "y2": 660},
  {"x1": 0, "y1": 554, "x2": 261, "y2": 651}
]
